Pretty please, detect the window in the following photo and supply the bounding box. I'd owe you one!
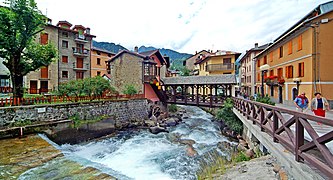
[269,70,274,76]
[97,71,101,76]
[277,68,283,79]
[263,56,267,64]
[269,52,273,62]
[97,52,101,55]
[285,65,293,78]
[62,71,68,78]
[108,54,112,57]
[97,58,101,65]
[40,33,48,45]
[288,41,292,55]
[40,66,48,79]
[223,58,231,64]
[62,31,68,37]
[257,73,260,81]
[298,62,304,77]
[62,56,68,63]
[62,40,68,48]
[297,35,302,51]
[76,58,84,68]
[279,46,283,58]
[76,71,84,79]
[257,59,260,67]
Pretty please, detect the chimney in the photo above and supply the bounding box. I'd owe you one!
[255,43,258,48]
[86,27,90,34]
[134,46,138,52]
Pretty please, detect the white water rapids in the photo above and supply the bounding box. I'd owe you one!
[22,106,235,180]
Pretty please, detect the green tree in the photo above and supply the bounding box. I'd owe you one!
[122,84,137,95]
[57,76,115,101]
[0,0,57,98]
[180,66,190,76]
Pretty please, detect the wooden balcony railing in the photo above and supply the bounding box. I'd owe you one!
[232,97,333,178]
[205,63,234,72]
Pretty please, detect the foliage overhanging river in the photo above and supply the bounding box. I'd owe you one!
[19,106,235,180]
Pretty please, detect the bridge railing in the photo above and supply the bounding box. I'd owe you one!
[165,92,227,107]
[232,97,333,178]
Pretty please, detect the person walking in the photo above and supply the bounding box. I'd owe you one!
[294,92,309,112]
[311,92,330,117]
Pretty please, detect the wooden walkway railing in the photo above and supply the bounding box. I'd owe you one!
[233,97,333,178]
[165,93,227,107]
[0,94,145,107]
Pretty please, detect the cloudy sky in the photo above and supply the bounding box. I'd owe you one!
[4,0,331,54]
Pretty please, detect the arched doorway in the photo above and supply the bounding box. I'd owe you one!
[292,87,298,101]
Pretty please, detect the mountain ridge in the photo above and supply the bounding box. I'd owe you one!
[92,41,192,66]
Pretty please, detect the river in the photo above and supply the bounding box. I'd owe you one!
[19,106,234,180]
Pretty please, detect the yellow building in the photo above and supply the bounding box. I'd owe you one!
[194,50,240,76]
[255,1,333,107]
[91,47,115,77]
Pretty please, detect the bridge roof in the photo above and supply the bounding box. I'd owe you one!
[162,74,236,85]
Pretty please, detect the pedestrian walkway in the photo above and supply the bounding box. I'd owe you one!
[275,103,333,120]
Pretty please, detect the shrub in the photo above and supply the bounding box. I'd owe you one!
[256,94,275,106]
[168,104,178,112]
[122,84,137,95]
[216,98,243,134]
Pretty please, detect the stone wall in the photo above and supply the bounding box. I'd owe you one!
[0,99,149,128]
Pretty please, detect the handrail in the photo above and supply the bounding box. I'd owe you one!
[232,97,333,178]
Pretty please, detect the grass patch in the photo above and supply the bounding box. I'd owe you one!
[168,104,178,113]
[70,114,109,128]
[197,151,253,180]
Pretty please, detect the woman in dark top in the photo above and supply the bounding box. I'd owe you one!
[311,92,330,117]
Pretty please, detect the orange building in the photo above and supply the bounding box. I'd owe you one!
[255,1,333,107]
[91,47,115,77]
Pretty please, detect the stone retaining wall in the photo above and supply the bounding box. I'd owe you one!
[0,99,149,128]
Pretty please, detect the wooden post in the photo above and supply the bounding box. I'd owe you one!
[196,85,199,106]
[215,85,218,103]
[173,86,176,103]
[191,85,195,102]
[210,85,213,107]
[295,117,304,162]
[203,85,206,103]
[184,85,187,104]
[273,110,278,142]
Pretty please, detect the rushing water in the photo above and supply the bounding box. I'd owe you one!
[20,106,234,180]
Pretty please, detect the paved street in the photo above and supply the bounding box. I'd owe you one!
[275,103,333,120]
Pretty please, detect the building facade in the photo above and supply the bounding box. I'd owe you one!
[239,43,269,96]
[194,50,241,76]
[91,47,115,77]
[255,1,333,107]
[25,20,95,94]
[107,49,168,102]
[184,50,212,75]
[0,58,11,94]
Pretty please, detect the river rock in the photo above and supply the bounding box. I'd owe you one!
[239,139,248,148]
[179,139,196,146]
[217,141,232,150]
[167,133,182,143]
[165,117,178,127]
[149,126,169,134]
[245,149,255,158]
[144,120,156,127]
[186,145,197,157]
[237,143,247,151]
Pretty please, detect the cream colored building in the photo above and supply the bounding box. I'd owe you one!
[255,1,333,107]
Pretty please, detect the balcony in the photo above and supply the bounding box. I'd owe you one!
[72,47,89,57]
[73,64,89,71]
[205,63,234,72]
[75,34,89,43]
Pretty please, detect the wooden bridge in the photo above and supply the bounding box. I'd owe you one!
[161,75,235,107]
[159,75,333,179]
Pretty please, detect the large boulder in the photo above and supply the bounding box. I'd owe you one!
[165,117,178,127]
[186,145,197,157]
[144,120,156,127]
[179,139,196,146]
[149,126,169,134]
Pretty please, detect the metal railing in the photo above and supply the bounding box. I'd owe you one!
[205,63,234,72]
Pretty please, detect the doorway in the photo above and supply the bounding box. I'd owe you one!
[30,80,37,94]
[278,86,283,103]
[292,87,298,101]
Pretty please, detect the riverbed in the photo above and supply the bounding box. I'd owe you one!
[1,106,235,180]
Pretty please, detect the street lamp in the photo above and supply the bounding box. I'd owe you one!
[293,78,301,95]
[260,64,270,97]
